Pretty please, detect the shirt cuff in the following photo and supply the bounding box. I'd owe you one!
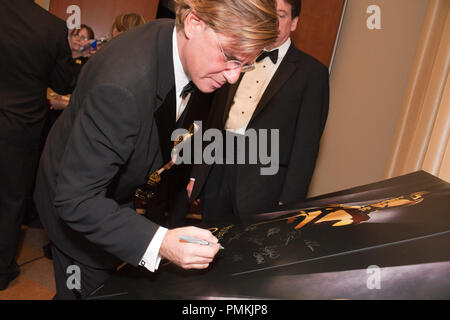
[139,227,168,272]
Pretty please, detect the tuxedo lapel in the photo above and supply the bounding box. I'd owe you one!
[153,24,175,163]
[249,44,298,124]
[154,86,176,163]
[155,23,175,113]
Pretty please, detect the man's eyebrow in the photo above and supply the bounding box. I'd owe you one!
[223,50,241,62]
[277,9,288,15]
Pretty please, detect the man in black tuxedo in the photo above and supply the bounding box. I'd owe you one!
[33,0,279,299]
[188,0,330,221]
[0,0,75,291]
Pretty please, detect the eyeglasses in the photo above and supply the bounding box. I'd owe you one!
[211,29,256,73]
[72,34,89,41]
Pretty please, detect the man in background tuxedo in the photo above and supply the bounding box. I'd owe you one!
[0,0,75,291]
[188,0,330,222]
[33,0,279,299]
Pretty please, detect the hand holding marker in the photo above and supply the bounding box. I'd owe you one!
[179,235,224,250]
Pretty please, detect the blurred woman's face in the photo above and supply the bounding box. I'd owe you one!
[70,28,91,52]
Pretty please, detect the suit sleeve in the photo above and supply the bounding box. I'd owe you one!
[48,23,76,95]
[279,65,329,203]
[54,83,159,266]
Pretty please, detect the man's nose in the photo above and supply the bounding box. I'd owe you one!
[223,67,242,84]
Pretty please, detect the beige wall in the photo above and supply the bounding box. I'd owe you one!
[386,1,450,183]
[308,0,430,197]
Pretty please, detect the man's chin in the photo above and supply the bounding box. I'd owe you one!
[195,82,222,93]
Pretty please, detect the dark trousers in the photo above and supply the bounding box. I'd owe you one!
[0,139,37,278]
[51,245,115,300]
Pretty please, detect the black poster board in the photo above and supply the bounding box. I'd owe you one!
[88,171,450,300]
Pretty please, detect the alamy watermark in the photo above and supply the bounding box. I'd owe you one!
[171,121,280,176]
[66,265,81,291]
[366,265,381,290]
[367,5,382,30]
[66,5,81,30]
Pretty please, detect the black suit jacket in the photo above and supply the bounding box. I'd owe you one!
[191,44,329,215]
[34,20,176,269]
[0,0,75,146]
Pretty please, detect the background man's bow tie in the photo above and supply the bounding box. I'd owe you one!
[256,49,279,64]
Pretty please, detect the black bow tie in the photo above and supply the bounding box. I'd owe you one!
[180,81,196,99]
[256,49,279,64]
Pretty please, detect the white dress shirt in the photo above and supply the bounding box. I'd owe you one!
[225,38,291,135]
[173,29,193,122]
[139,28,192,272]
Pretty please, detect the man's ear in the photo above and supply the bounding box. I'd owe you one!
[183,11,204,40]
[290,16,299,32]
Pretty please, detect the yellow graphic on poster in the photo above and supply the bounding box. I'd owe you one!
[211,191,428,240]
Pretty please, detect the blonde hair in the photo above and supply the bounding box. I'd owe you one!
[174,0,279,53]
[111,13,146,35]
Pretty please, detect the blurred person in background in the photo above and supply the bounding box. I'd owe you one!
[187,0,329,223]
[69,24,96,76]
[70,24,96,62]
[47,24,96,111]
[111,13,146,38]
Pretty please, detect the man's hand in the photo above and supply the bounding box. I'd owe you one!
[159,226,221,270]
